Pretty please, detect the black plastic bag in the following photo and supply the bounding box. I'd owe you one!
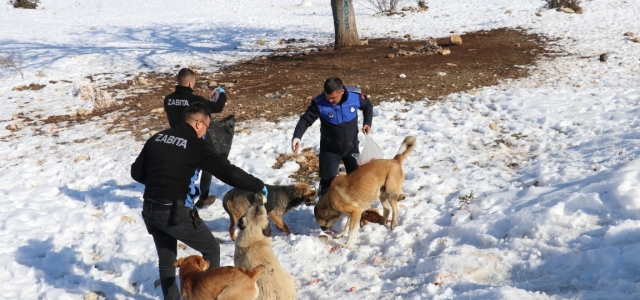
[206,115,235,158]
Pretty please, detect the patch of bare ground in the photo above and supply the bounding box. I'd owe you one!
[33,28,550,182]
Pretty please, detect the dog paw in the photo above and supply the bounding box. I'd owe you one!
[340,243,350,249]
[333,232,345,239]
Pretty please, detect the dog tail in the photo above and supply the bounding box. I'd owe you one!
[393,136,416,163]
[248,264,266,281]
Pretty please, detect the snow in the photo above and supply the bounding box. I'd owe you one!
[2,0,640,299]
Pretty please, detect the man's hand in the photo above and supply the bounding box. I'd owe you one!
[362,124,371,135]
[195,195,216,209]
[292,138,301,155]
[209,87,225,102]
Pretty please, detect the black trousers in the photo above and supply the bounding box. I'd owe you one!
[142,201,220,300]
[318,144,360,197]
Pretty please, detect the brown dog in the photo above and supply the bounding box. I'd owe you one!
[234,202,297,300]
[223,183,316,241]
[314,136,416,248]
[174,255,265,300]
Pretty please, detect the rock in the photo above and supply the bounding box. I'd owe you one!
[390,9,397,14]
[439,48,451,55]
[489,123,498,130]
[151,108,164,114]
[77,109,92,116]
[149,130,159,136]
[256,39,266,45]
[84,292,105,300]
[560,7,575,14]
[138,77,149,85]
[108,129,116,134]
[93,88,114,109]
[446,63,458,67]
[304,50,310,55]
[136,103,142,108]
[299,38,308,43]
[134,146,141,152]
[505,9,512,14]
[450,34,462,45]
[401,6,411,11]
[209,80,218,87]
[404,34,413,39]
[221,82,235,88]
[535,12,542,17]
[624,32,635,37]
[360,39,369,45]
[599,53,608,62]
[76,155,90,162]
[398,74,407,78]
[121,216,134,223]
[12,85,24,91]
[387,53,395,59]
[12,115,18,120]
[73,81,94,100]
[390,43,398,49]
[7,124,17,131]
[632,37,640,43]
[437,72,447,76]
[240,129,251,135]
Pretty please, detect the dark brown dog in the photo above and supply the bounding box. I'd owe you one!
[223,183,316,240]
[174,255,265,300]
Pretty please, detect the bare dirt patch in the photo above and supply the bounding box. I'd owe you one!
[36,28,551,182]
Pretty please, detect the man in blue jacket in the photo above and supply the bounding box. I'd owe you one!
[292,77,373,198]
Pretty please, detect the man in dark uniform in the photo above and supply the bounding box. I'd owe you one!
[291,77,373,198]
[163,68,227,209]
[131,103,267,300]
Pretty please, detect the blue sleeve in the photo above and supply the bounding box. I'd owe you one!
[293,100,320,140]
[360,95,373,127]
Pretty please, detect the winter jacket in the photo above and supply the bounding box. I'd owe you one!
[293,86,373,155]
[131,122,263,207]
[164,85,226,128]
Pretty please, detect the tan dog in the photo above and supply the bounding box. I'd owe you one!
[314,136,416,248]
[223,183,316,241]
[234,202,297,300]
[174,255,265,300]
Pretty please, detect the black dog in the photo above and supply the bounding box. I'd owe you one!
[223,183,316,240]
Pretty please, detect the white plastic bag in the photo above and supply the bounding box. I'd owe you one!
[356,134,384,164]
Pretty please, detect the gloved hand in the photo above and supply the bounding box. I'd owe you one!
[209,87,225,102]
[261,186,269,204]
[292,138,301,155]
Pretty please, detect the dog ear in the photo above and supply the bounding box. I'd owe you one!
[262,223,272,238]
[174,258,184,268]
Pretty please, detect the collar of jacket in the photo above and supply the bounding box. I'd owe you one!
[174,85,194,95]
[177,121,199,138]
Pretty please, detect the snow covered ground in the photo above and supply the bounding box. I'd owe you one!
[2,0,640,299]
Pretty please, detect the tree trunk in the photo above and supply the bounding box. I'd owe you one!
[331,0,360,48]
